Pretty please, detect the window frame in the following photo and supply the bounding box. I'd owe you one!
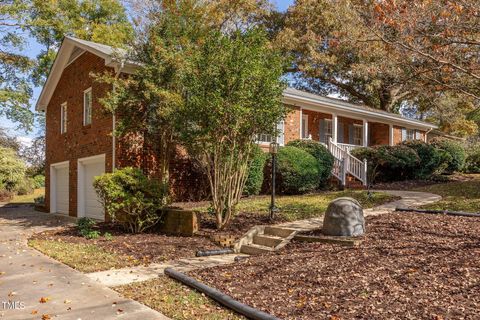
[353,124,363,145]
[83,87,93,126]
[301,114,309,139]
[324,119,333,143]
[60,102,67,134]
[406,128,415,141]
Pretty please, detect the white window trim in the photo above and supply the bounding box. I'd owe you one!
[60,102,67,134]
[83,87,92,126]
[353,124,363,146]
[257,133,274,145]
[324,118,333,143]
[302,114,309,139]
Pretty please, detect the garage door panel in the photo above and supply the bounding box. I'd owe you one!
[83,159,105,220]
[54,166,69,215]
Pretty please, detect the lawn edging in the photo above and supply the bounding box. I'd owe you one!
[164,267,280,320]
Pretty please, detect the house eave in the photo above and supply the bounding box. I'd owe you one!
[35,36,137,112]
[282,92,438,130]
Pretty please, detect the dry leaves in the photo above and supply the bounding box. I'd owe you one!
[192,213,480,319]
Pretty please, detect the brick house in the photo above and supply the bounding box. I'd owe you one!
[36,36,437,220]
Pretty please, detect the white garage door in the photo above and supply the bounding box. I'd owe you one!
[54,166,69,214]
[83,159,105,220]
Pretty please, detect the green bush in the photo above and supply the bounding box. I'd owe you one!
[352,145,420,182]
[243,144,267,196]
[93,167,168,233]
[0,146,26,192]
[276,146,319,194]
[32,175,45,188]
[77,217,99,239]
[34,195,45,205]
[401,140,449,178]
[16,177,34,195]
[351,147,379,184]
[465,151,480,173]
[286,139,334,186]
[431,138,466,173]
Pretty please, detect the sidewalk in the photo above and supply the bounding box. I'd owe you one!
[0,204,169,320]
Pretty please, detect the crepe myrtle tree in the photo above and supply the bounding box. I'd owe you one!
[178,28,286,230]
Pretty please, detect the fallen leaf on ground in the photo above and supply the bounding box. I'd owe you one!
[39,297,50,303]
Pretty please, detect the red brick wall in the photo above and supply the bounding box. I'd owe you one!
[369,122,389,146]
[284,105,301,144]
[45,52,114,216]
[303,109,332,142]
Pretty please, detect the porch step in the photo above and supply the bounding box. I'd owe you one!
[263,226,297,238]
[253,234,283,248]
[240,243,274,255]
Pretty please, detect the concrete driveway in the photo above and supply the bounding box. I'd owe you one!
[0,204,169,320]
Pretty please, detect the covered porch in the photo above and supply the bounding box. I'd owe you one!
[298,109,395,151]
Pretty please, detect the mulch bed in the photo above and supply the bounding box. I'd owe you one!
[30,212,284,265]
[30,224,221,264]
[199,211,286,238]
[190,212,480,319]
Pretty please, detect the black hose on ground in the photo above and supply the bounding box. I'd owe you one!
[395,207,480,218]
[195,248,234,257]
[164,268,281,320]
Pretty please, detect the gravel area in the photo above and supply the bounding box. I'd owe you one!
[191,212,480,319]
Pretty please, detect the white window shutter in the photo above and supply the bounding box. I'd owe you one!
[276,121,285,146]
[401,128,407,141]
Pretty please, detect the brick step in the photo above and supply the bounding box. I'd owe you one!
[263,226,297,238]
[240,243,274,255]
[253,234,283,248]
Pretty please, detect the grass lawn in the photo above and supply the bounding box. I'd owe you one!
[190,190,397,222]
[414,174,480,212]
[116,277,244,320]
[28,239,137,273]
[9,187,45,204]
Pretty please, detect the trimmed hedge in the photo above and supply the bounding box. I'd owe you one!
[276,146,319,194]
[401,140,449,178]
[465,151,480,173]
[286,139,334,186]
[351,145,420,182]
[376,145,420,180]
[243,144,268,196]
[431,138,466,173]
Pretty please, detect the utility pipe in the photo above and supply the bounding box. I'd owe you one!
[164,268,280,320]
[396,207,480,218]
[195,248,234,257]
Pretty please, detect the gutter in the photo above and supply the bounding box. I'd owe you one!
[283,92,438,130]
[425,128,433,142]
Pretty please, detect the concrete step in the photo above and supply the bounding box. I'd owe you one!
[240,243,274,255]
[264,226,297,238]
[253,234,283,248]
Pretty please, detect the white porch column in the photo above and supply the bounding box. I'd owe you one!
[389,124,394,146]
[332,113,338,143]
[363,119,369,147]
[299,107,303,139]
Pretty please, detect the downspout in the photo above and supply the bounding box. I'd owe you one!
[425,127,433,143]
[112,60,125,172]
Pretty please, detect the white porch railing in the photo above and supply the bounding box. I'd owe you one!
[337,143,361,155]
[328,138,367,187]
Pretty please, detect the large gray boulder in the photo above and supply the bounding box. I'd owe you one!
[322,197,365,237]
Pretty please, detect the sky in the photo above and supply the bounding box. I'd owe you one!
[1,0,295,143]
